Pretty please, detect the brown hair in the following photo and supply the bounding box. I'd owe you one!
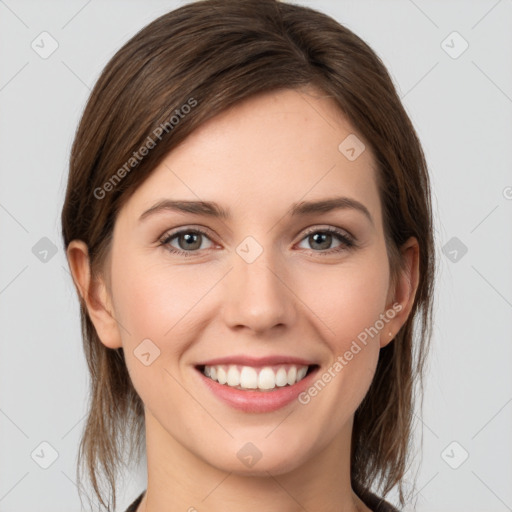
[61,0,435,510]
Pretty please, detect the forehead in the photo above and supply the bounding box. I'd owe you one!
[121,87,382,228]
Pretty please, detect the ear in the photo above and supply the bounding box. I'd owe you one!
[66,240,123,349]
[380,236,420,348]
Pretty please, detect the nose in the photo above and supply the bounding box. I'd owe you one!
[221,248,297,335]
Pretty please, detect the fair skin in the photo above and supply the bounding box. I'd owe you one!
[68,87,419,512]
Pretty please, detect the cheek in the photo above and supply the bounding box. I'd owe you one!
[111,255,206,342]
[297,252,390,348]
[110,258,223,398]
[293,250,389,406]
[111,260,202,416]
[294,262,388,439]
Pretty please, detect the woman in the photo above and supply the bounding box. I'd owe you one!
[61,1,435,511]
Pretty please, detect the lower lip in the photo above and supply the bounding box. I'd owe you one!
[197,367,319,413]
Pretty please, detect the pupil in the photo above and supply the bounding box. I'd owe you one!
[311,232,331,250]
[180,233,200,250]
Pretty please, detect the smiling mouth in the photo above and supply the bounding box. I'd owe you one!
[196,364,318,391]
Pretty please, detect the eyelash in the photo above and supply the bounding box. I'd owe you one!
[159,226,356,257]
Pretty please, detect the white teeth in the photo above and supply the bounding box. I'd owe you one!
[275,367,288,387]
[258,367,276,390]
[226,365,240,387]
[297,366,308,381]
[202,364,310,391]
[217,367,227,385]
[287,366,297,385]
[240,366,258,389]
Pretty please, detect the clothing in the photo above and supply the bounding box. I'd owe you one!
[359,489,401,511]
[124,489,400,511]
[125,491,144,512]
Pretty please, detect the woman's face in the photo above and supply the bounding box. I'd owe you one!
[95,87,408,475]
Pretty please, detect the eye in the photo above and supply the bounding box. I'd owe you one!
[296,227,355,254]
[159,226,356,257]
[160,228,215,255]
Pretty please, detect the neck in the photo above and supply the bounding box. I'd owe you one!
[137,410,370,512]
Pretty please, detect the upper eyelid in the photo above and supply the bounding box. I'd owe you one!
[160,224,215,240]
[300,225,353,239]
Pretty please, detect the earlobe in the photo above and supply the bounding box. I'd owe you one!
[66,240,123,349]
[381,237,420,348]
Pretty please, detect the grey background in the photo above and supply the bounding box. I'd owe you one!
[0,0,511,511]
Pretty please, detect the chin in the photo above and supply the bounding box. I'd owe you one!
[199,439,313,477]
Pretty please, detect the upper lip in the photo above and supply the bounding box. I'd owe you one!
[196,355,317,367]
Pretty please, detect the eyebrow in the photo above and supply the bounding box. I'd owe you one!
[139,197,374,225]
